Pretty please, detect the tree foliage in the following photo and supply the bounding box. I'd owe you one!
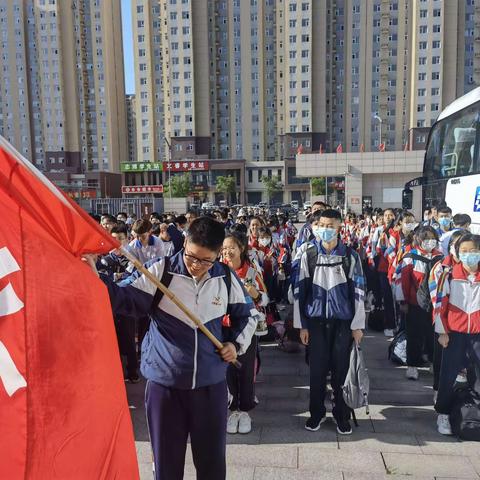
[164,172,192,197]
[310,177,326,196]
[261,175,282,202]
[215,175,237,203]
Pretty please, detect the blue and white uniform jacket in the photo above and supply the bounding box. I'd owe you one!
[292,240,366,330]
[102,251,258,390]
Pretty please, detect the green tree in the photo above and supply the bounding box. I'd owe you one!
[215,175,237,204]
[310,177,326,196]
[164,172,192,197]
[261,175,282,203]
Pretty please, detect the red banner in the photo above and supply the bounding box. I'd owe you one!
[0,137,139,479]
[122,185,164,194]
[163,160,209,172]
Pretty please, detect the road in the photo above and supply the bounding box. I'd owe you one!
[126,315,480,480]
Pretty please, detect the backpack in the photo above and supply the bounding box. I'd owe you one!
[367,307,384,332]
[342,344,370,414]
[305,242,352,281]
[388,329,407,365]
[403,252,443,312]
[450,386,480,441]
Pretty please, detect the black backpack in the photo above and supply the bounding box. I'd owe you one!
[388,330,407,365]
[402,252,443,312]
[368,308,384,332]
[450,386,480,441]
[305,242,352,281]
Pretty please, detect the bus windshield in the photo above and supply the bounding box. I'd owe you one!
[424,101,480,180]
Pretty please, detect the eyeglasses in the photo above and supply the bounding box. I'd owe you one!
[184,251,216,267]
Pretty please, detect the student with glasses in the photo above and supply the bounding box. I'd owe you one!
[92,217,259,480]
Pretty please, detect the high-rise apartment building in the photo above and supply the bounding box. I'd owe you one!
[0,0,127,197]
[132,0,480,203]
[133,0,277,162]
[126,94,138,164]
[318,0,480,153]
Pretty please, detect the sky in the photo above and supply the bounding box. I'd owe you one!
[121,0,135,94]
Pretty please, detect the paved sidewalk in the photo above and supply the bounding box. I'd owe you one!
[128,330,480,480]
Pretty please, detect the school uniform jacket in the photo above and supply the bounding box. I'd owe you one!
[433,261,480,334]
[429,255,457,327]
[394,246,443,305]
[128,235,166,265]
[102,250,258,390]
[233,261,269,308]
[292,240,366,330]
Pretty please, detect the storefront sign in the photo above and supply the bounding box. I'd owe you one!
[163,161,209,172]
[120,162,162,172]
[121,185,164,194]
[65,189,97,199]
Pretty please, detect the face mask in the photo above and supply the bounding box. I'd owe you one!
[421,239,437,252]
[313,226,337,243]
[259,238,271,247]
[403,223,416,232]
[459,252,480,269]
[438,217,451,227]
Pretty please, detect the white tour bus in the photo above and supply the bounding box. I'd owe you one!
[404,86,480,232]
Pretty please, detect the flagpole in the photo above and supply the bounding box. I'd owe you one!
[120,246,242,369]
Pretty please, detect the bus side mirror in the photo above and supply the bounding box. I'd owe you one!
[402,188,413,209]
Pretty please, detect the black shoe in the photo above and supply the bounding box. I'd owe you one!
[335,418,352,435]
[125,375,140,384]
[305,416,326,432]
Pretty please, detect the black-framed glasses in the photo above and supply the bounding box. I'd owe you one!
[184,251,216,267]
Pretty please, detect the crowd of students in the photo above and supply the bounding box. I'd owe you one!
[85,201,480,480]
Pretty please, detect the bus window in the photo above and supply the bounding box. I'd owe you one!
[424,102,480,180]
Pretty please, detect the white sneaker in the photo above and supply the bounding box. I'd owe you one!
[455,372,468,383]
[238,411,252,434]
[406,366,419,380]
[437,414,452,435]
[227,411,240,434]
[384,329,394,337]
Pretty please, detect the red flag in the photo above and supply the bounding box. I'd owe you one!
[378,142,386,152]
[297,144,304,154]
[336,144,343,154]
[319,144,324,154]
[360,143,365,153]
[0,137,139,479]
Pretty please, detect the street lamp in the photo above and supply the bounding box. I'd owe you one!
[374,114,382,148]
[343,164,353,215]
[164,137,172,199]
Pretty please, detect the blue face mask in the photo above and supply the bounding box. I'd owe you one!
[438,217,451,227]
[459,252,480,269]
[313,226,337,243]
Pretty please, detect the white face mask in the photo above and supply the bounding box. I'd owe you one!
[259,238,271,247]
[421,239,437,252]
[403,223,416,233]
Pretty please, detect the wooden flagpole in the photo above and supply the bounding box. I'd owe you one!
[120,246,242,369]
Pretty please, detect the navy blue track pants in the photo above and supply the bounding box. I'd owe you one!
[145,379,227,480]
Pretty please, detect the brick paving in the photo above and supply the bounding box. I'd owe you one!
[128,325,480,479]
